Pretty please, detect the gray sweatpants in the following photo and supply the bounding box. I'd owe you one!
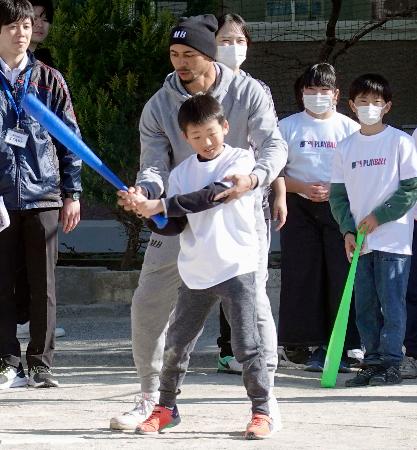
[159,272,270,415]
[131,192,278,393]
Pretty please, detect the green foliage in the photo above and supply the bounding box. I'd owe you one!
[49,0,175,267]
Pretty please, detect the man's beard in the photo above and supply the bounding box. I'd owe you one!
[181,78,194,85]
[177,70,198,85]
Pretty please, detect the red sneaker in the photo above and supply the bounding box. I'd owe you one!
[244,413,274,440]
[135,405,181,435]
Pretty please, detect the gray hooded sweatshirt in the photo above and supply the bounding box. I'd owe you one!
[137,62,287,199]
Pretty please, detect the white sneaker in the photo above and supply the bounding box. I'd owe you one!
[347,348,365,362]
[400,356,417,379]
[110,393,158,430]
[55,327,66,338]
[268,391,282,432]
[0,362,28,390]
[16,322,66,339]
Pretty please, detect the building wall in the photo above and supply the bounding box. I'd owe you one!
[243,40,417,127]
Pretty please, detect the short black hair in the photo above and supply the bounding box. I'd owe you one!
[216,13,251,46]
[30,0,53,23]
[299,63,337,90]
[178,94,225,135]
[349,73,392,103]
[0,0,34,28]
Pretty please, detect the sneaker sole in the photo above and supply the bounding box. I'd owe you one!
[110,419,139,431]
[400,374,417,379]
[369,379,402,386]
[245,431,272,440]
[28,379,59,388]
[304,366,323,373]
[110,420,138,431]
[136,417,181,435]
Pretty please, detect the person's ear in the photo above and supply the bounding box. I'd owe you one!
[223,119,229,135]
[333,88,340,105]
[348,99,357,115]
[181,131,189,142]
[383,101,392,115]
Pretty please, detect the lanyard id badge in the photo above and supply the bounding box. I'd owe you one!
[1,67,32,148]
[4,128,29,148]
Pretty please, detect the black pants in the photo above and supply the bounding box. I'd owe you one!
[0,208,59,368]
[405,223,417,358]
[218,304,232,356]
[278,194,360,349]
[15,248,31,324]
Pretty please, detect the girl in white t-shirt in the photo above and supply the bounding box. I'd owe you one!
[279,63,361,371]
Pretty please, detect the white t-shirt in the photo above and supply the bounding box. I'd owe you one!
[280,111,360,188]
[332,126,417,255]
[168,144,258,289]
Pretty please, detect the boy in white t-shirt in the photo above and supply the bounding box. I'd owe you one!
[330,74,417,387]
[117,94,278,439]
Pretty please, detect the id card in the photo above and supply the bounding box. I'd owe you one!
[0,196,10,232]
[4,128,29,148]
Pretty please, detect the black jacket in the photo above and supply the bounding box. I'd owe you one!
[0,52,82,210]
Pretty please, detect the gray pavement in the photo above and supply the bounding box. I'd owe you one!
[1,305,417,449]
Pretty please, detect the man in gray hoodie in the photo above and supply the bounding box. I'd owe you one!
[111,14,287,432]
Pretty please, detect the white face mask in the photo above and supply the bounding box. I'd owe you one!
[355,104,385,125]
[303,94,334,115]
[216,45,247,71]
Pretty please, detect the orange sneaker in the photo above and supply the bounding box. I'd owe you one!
[135,405,181,435]
[244,413,274,440]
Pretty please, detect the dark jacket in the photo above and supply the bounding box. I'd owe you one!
[0,52,82,210]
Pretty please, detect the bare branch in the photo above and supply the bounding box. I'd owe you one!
[330,6,417,64]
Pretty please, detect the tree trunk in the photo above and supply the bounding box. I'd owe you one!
[318,0,343,62]
[116,209,144,270]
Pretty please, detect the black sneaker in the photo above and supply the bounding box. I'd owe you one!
[283,346,311,365]
[28,366,59,388]
[345,366,384,387]
[369,366,402,386]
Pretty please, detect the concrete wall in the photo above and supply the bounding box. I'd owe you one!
[56,267,281,319]
[58,220,282,254]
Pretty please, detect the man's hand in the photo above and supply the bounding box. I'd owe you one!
[358,213,379,235]
[60,198,80,233]
[213,174,254,203]
[273,196,287,230]
[117,186,146,212]
[117,187,163,217]
[344,232,357,263]
[304,182,329,202]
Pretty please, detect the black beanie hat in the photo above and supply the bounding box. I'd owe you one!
[169,15,218,60]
